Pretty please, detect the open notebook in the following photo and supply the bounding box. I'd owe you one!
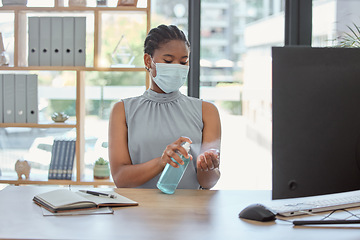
[33,189,138,213]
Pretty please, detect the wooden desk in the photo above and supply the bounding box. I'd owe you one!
[0,186,359,240]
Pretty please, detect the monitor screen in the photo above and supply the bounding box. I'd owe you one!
[272,46,360,199]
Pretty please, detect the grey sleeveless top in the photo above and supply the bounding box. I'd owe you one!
[123,89,203,189]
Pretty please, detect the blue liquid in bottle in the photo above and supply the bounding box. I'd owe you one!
[157,142,191,194]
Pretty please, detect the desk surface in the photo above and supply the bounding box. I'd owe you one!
[0,186,359,240]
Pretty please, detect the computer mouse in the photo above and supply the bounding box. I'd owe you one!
[239,203,276,222]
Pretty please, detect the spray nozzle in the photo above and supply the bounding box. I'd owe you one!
[182,142,191,153]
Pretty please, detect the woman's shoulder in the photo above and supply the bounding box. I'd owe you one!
[110,101,125,117]
[202,100,218,110]
[179,94,219,114]
[201,100,220,118]
[113,100,124,109]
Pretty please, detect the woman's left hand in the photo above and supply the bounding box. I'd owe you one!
[197,149,220,171]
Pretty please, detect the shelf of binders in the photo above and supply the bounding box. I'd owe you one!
[0,1,151,186]
[0,176,115,186]
[0,5,151,71]
[0,122,76,128]
[0,66,147,71]
[0,6,148,12]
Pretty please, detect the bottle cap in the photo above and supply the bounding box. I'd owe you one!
[182,142,191,153]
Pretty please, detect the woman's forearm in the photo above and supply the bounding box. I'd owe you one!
[111,158,164,188]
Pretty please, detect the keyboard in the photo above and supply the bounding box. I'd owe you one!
[268,190,360,217]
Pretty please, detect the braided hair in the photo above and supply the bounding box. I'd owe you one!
[144,24,190,57]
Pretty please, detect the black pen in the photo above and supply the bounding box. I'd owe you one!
[293,219,360,226]
[79,190,116,199]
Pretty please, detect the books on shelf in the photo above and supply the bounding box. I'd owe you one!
[48,139,76,180]
[33,189,138,213]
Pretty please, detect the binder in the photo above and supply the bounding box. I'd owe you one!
[28,17,40,66]
[0,74,3,123]
[50,17,63,66]
[62,17,75,66]
[3,74,15,123]
[26,74,38,123]
[14,74,27,123]
[74,17,86,66]
[39,17,51,66]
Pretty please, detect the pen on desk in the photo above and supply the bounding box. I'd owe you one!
[293,219,360,226]
[79,190,116,199]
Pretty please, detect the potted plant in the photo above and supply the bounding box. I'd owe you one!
[93,157,110,179]
[337,23,360,48]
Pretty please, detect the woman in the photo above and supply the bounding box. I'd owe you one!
[108,24,221,189]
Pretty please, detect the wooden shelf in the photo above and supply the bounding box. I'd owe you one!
[0,6,147,12]
[0,66,147,72]
[0,0,151,186]
[0,178,115,186]
[0,122,77,128]
[0,172,115,186]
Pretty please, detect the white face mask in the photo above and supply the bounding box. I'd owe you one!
[151,62,189,93]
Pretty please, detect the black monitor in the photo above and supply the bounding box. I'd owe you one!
[272,46,360,199]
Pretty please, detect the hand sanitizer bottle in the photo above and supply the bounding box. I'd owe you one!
[157,142,191,194]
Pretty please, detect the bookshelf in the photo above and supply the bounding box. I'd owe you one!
[0,0,151,186]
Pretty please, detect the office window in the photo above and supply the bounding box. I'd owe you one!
[199,0,285,190]
[312,0,360,47]
[98,13,147,68]
[150,0,286,190]
[151,1,188,31]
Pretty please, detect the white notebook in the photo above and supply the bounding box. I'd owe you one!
[33,189,138,213]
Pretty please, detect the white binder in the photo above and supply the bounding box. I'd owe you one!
[62,17,75,66]
[15,74,27,123]
[0,74,3,123]
[26,74,38,123]
[28,17,40,66]
[51,17,63,66]
[74,17,86,66]
[39,17,51,66]
[3,74,15,123]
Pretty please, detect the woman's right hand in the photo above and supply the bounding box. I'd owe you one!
[160,136,192,168]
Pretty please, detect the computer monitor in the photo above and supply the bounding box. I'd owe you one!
[272,46,360,199]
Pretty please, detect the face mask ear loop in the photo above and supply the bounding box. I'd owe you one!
[149,58,157,79]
